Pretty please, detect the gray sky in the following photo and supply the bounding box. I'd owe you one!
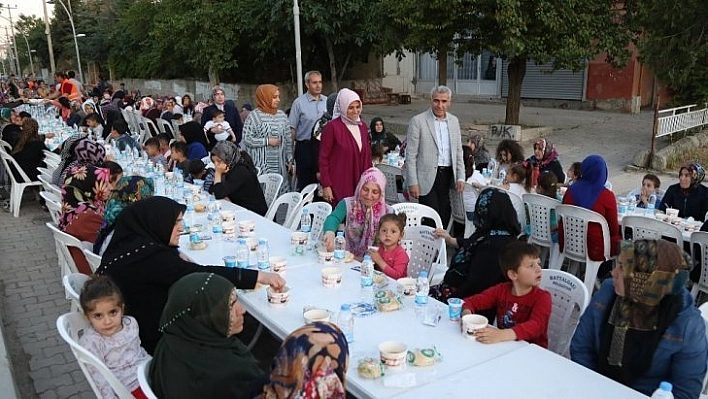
[0,1,50,30]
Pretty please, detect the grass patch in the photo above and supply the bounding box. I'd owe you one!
[666,146,708,170]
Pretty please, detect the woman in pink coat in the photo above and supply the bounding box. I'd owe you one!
[319,88,372,205]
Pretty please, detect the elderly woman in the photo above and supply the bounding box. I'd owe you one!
[525,138,564,186]
[209,141,268,216]
[51,135,86,186]
[432,187,521,313]
[322,167,392,258]
[319,88,372,205]
[242,84,293,193]
[658,163,708,221]
[96,197,284,354]
[201,85,243,146]
[58,139,108,185]
[560,154,620,262]
[571,240,708,399]
[93,176,154,256]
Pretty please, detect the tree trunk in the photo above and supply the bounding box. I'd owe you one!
[325,38,339,92]
[505,57,526,125]
[437,42,449,86]
[208,64,219,86]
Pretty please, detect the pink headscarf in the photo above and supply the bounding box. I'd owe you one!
[139,97,155,111]
[344,167,392,257]
[332,88,362,125]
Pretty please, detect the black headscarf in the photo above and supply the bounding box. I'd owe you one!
[179,120,209,149]
[369,117,386,144]
[467,187,521,246]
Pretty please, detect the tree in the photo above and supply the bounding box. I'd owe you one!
[630,0,708,105]
[14,15,45,75]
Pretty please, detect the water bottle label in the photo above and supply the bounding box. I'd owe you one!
[361,276,373,288]
[257,260,270,271]
[237,260,249,268]
[189,233,201,243]
[415,293,428,305]
[301,225,311,233]
[334,249,345,259]
[212,224,223,234]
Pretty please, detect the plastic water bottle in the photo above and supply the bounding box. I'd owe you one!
[360,255,375,301]
[236,239,249,268]
[650,381,674,399]
[185,203,195,229]
[175,171,184,189]
[337,304,354,343]
[334,231,346,263]
[300,209,311,233]
[257,239,270,270]
[498,169,507,185]
[415,271,430,318]
[646,194,657,217]
[206,195,217,214]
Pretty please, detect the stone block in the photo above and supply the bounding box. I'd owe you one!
[488,124,521,141]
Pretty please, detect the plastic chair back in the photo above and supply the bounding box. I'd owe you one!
[0,149,42,217]
[56,313,135,398]
[621,215,684,248]
[691,232,708,302]
[137,359,159,399]
[447,188,466,232]
[391,202,443,229]
[300,183,318,207]
[376,164,403,204]
[46,222,83,279]
[288,201,332,242]
[539,269,589,357]
[400,225,444,280]
[62,273,90,313]
[258,173,284,208]
[524,193,561,267]
[495,187,527,229]
[265,191,302,226]
[40,191,62,225]
[38,174,62,197]
[157,119,175,138]
[83,248,103,273]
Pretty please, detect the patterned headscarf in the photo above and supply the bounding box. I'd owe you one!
[102,176,155,228]
[59,164,112,230]
[332,88,362,125]
[255,84,279,115]
[532,138,559,168]
[344,167,392,257]
[679,162,705,189]
[51,135,86,186]
[60,139,107,184]
[262,322,349,399]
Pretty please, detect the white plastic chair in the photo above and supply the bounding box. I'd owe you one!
[62,273,90,313]
[137,359,158,399]
[524,193,561,269]
[56,312,135,398]
[376,164,404,204]
[461,182,478,238]
[40,190,62,225]
[37,166,54,181]
[446,188,466,234]
[121,108,139,134]
[300,183,318,207]
[0,150,42,217]
[38,174,62,197]
[621,215,684,248]
[46,222,83,279]
[287,202,332,241]
[555,205,612,294]
[691,232,708,302]
[156,118,175,138]
[43,150,61,163]
[258,173,284,209]
[0,139,11,152]
[539,269,589,358]
[400,225,444,281]
[391,202,443,229]
[83,248,102,273]
[264,191,302,226]
[44,157,60,170]
[699,302,708,398]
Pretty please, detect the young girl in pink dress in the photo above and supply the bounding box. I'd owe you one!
[367,212,410,279]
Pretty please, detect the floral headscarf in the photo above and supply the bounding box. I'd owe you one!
[679,162,705,189]
[102,176,155,228]
[532,138,559,167]
[344,167,392,257]
[51,135,86,185]
[59,164,112,230]
[59,139,107,185]
[262,322,349,399]
[332,88,362,125]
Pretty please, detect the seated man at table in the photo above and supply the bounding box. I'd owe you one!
[461,242,551,348]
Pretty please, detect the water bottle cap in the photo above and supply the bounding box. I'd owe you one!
[303,209,309,214]
[419,271,428,278]
[659,381,672,392]
[238,238,247,244]
[336,231,344,237]
[363,255,372,261]
[340,303,351,311]
[259,238,267,244]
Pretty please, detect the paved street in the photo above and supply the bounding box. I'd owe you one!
[0,100,679,398]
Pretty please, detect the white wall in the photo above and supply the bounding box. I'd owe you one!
[382,51,416,94]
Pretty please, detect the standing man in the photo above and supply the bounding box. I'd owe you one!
[201,86,244,148]
[289,71,327,191]
[405,85,465,227]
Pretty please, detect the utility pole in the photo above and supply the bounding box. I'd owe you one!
[43,0,56,74]
[4,27,14,75]
[4,5,21,76]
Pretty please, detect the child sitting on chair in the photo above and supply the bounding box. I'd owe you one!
[633,173,661,209]
[461,242,552,348]
[78,276,150,399]
[367,212,409,279]
[143,137,168,168]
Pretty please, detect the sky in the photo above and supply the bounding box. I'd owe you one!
[0,1,51,30]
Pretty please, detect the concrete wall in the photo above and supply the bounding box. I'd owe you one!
[382,51,416,94]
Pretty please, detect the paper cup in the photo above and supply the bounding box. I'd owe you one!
[238,220,256,236]
[666,208,679,218]
[447,298,463,321]
[396,277,416,297]
[266,286,290,306]
[291,232,308,255]
[303,309,331,323]
[461,314,488,339]
[378,341,408,370]
[220,210,235,222]
[269,256,287,275]
[321,267,343,288]
[223,256,237,268]
[318,250,335,264]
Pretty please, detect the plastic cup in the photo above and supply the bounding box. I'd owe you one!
[223,256,237,268]
[447,298,463,321]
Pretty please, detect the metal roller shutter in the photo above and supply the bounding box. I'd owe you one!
[501,61,585,100]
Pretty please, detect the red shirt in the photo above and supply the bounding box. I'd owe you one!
[462,283,552,348]
[377,245,409,279]
[559,188,620,261]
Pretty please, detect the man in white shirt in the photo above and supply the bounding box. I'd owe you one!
[404,85,465,227]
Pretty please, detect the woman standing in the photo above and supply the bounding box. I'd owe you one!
[209,141,268,216]
[571,240,707,399]
[658,163,708,221]
[97,198,284,354]
[242,84,292,193]
[526,138,564,186]
[319,88,372,205]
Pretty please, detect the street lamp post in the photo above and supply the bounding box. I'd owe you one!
[42,0,56,74]
[3,5,20,76]
[48,0,83,83]
[293,0,303,96]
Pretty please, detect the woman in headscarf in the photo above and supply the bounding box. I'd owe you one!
[93,176,154,256]
[242,84,293,194]
[178,121,209,160]
[319,88,372,205]
[10,118,47,182]
[59,164,114,275]
[261,322,349,399]
[181,93,195,116]
[209,141,268,216]
[51,135,86,186]
[311,93,338,195]
[560,154,620,262]
[369,117,400,153]
[525,138,564,186]
[467,134,491,171]
[58,139,108,184]
[658,163,708,221]
[322,167,393,258]
[240,103,252,123]
[96,198,284,354]
[432,187,521,314]
[80,99,106,130]
[571,240,707,399]
[201,86,243,146]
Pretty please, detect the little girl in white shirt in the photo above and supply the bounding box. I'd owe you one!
[463,147,487,220]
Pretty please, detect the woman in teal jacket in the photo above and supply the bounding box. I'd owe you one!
[570,239,707,399]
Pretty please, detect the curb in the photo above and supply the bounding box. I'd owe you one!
[0,315,19,399]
